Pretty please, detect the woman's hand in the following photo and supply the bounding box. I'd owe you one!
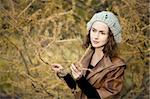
[70,64,82,80]
[51,64,67,78]
[51,64,64,73]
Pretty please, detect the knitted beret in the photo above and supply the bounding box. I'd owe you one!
[87,11,122,43]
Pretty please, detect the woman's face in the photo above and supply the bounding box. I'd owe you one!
[90,21,109,48]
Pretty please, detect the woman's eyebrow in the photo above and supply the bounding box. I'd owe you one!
[92,27,105,32]
[91,27,96,30]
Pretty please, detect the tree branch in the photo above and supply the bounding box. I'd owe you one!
[4,36,31,75]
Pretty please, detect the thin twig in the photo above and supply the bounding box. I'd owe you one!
[55,38,82,43]
[17,0,36,18]
[22,73,54,96]
[38,10,73,23]
[141,24,150,31]
[9,0,15,15]
[38,53,50,65]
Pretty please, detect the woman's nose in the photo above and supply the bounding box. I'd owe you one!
[94,32,99,38]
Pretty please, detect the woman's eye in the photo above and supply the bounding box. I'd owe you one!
[101,32,106,35]
[92,28,96,32]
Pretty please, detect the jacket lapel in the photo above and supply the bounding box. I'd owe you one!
[79,46,94,76]
[86,55,113,80]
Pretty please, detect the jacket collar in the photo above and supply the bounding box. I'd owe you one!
[79,46,125,79]
[80,46,113,70]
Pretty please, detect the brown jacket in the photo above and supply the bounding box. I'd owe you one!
[74,47,126,99]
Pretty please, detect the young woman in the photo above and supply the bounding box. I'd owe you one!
[51,11,126,99]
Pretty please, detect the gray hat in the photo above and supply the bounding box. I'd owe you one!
[87,11,122,43]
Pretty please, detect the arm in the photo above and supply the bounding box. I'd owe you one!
[63,73,101,98]
[70,63,101,98]
[51,64,77,91]
[76,76,101,99]
[63,73,76,90]
[63,72,101,98]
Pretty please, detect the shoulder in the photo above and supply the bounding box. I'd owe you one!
[111,56,126,67]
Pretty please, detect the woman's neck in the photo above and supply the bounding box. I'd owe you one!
[90,47,104,66]
[94,47,104,56]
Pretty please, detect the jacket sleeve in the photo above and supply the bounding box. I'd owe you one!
[64,74,101,98]
[63,73,76,90]
[97,66,125,99]
[76,76,101,99]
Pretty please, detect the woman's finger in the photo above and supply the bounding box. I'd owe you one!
[51,64,63,72]
[71,64,79,73]
[71,69,78,75]
[51,64,63,69]
[71,68,80,78]
[70,65,82,80]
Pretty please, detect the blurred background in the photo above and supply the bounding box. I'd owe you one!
[0,0,149,99]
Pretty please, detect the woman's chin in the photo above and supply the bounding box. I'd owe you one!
[92,44,100,48]
[92,44,104,48]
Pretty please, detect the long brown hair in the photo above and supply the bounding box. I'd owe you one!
[83,28,118,58]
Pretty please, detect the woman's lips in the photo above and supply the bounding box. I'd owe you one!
[93,40,99,44]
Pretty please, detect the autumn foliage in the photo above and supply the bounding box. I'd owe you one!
[0,0,149,99]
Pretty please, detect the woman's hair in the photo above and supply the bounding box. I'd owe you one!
[83,28,118,58]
